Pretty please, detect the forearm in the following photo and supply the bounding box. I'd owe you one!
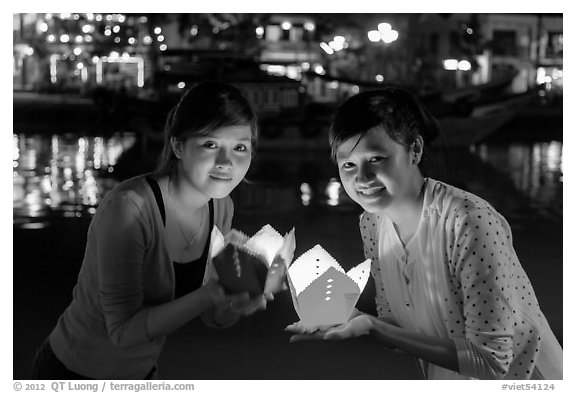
[369,317,459,373]
[146,288,214,340]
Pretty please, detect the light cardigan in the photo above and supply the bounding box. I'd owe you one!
[360,178,562,380]
[49,174,233,379]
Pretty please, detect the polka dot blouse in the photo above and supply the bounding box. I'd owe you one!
[359,178,562,380]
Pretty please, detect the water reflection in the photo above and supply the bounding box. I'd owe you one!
[13,133,563,225]
[13,133,136,223]
[473,141,563,211]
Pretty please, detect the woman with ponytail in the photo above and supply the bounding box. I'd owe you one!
[287,87,562,380]
[31,81,268,379]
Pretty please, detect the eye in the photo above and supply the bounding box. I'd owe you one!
[202,141,217,149]
[369,156,386,163]
[341,162,356,170]
[234,144,249,152]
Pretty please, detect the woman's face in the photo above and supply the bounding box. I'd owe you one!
[336,126,419,214]
[175,125,253,199]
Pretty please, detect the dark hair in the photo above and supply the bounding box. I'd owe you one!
[329,87,439,166]
[155,81,258,174]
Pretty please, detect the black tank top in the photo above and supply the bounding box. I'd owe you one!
[145,176,214,298]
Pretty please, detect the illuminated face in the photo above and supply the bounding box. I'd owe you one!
[335,126,418,214]
[175,125,253,199]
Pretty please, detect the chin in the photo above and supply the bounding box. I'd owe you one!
[356,198,390,214]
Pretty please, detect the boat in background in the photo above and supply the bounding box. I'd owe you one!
[434,89,537,147]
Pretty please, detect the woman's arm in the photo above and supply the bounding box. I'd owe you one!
[147,282,266,336]
[366,316,459,372]
[289,314,458,372]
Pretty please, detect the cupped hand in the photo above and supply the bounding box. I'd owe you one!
[284,321,339,342]
[323,314,373,340]
[285,315,374,342]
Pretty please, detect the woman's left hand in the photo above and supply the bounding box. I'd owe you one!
[285,314,374,342]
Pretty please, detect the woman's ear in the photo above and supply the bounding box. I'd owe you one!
[412,135,424,165]
[170,137,183,159]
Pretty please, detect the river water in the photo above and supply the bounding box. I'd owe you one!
[12,131,563,226]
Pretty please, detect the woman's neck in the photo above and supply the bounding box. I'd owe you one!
[169,170,210,213]
[386,176,426,245]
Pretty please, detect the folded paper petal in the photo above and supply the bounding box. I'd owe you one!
[287,244,372,327]
[209,225,295,296]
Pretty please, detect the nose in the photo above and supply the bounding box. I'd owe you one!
[356,163,375,186]
[215,148,232,169]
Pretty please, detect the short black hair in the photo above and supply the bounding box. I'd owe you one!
[329,87,439,163]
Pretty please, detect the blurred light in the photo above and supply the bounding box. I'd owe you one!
[443,59,459,70]
[378,23,392,32]
[47,34,56,43]
[114,37,121,43]
[381,29,398,44]
[95,14,103,21]
[466,28,473,34]
[375,74,384,82]
[301,62,310,71]
[159,44,167,51]
[352,85,360,94]
[104,29,112,36]
[25,46,34,56]
[109,51,119,58]
[143,36,153,44]
[286,66,299,80]
[157,35,164,42]
[281,21,292,30]
[86,13,94,21]
[154,27,162,34]
[75,35,83,43]
[76,62,84,70]
[49,54,58,84]
[60,34,70,43]
[40,22,48,32]
[255,26,264,38]
[300,183,312,206]
[327,81,339,89]
[82,24,92,34]
[106,14,113,21]
[326,178,341,207]
[118,14,126,23]
[73,47,82,56]
[313,65,325,75]
[367,30,381,42]
[536,67,547,84]
[304,22,315,31]
[458,60,472,71]
[128,37,136,45]
[190,25,199,36]
[73,14,80,20]
[112,25,120,33]
[84,35,93,43]
[45,14,52,19]
[333,35,345,45]
[177,82,186,89]
[320,42,334,55]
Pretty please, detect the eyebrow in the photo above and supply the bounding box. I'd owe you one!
[336,143,388,161]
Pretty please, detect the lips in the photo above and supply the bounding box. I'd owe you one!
[209,172,233,181]
[357,186,386,197]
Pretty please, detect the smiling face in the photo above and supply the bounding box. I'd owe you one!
[173,125,253,199]
[335,126,422,214]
